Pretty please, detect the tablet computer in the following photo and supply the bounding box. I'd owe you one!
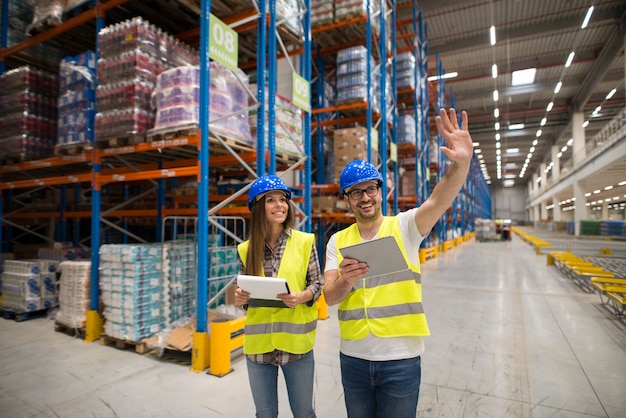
[339,235,409,278]
[236,275,291,308]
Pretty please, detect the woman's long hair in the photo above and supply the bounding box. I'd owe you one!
[244,195,294,276]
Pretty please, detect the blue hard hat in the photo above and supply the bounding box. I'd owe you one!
[247,175,292,210]
[339,160,383,195]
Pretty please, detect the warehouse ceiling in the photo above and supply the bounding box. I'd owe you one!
[2,0,625,206]
[406,0,626,202]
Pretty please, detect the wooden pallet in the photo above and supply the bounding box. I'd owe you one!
[99,334,151,354]
[146,124,199,142]
[95,134,146,149]
[0,307,49,322]
[54,321,86,339]
[54,141,93,156]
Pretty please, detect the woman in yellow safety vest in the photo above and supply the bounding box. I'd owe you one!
[235,175,322,418]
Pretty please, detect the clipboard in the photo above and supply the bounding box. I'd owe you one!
[339,235,409,278]
[236,274,291,308]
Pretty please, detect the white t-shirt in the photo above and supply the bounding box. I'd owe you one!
[324,208,427,361]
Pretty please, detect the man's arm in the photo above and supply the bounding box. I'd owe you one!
[414,108,474,236]
[323,258,367,306]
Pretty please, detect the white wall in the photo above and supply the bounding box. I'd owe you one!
[491,184,528,222]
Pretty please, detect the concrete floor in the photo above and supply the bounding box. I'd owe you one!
[1,235,625,417]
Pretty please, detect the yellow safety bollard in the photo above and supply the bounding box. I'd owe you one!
[85,310,103,343]
[318,293,329,320]
[208,316,245,377]
[191,330,210,372]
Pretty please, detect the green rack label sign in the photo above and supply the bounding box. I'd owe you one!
[292,73,311,112]
[390,142,397,163]
[210,14,238,72]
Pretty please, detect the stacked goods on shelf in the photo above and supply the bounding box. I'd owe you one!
[0,66,59,161]
[580,220,601,236]
[99,243,169,342]
[165,240,196,323]
[601,220,625,237]
[1,259,59,313]
[335,46,380,113]
[335,0,380,26]
[95,17,198,142]
[399,169,417,196]
[332,126,379,183]
[56,261,91,329]
[276,0,303,35]
[150,63,253,146]
[208,245,240,309]
[37,244,90,261]
[26,0,92,34]
[311,0,334,27]
[56,51,97,149]
[249,87,303,156]
[1,0,66,62]
[397,113,416,144]
[396,52,416,90]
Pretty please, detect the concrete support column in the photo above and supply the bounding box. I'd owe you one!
[572,112,586,166]
[533,204,540,225]
[602,202,609,220]
[573,180,587,236]
[553,196,561,221]
[532,173,539,195]
[551,145,560,183]
[541,200,548,221]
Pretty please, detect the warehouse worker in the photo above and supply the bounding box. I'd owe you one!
[235,175,322,418]
[323,108,474,418]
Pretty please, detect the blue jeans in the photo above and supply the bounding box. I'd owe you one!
[340,353,421,418]
[246,351,316,418]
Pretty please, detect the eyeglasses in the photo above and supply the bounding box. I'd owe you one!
[347,185,380,200]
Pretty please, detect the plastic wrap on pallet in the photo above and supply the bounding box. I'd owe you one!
[56,261,91,329]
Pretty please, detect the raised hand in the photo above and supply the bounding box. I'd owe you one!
[435,108,474,166]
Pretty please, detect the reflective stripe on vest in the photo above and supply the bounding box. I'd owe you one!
[238,230,318,354]
[336,217,430,340]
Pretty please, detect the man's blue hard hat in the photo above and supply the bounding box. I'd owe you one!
[247,175,292,210]
[339,160,383,195]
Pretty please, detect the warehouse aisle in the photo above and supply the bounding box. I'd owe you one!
[1,235,625,417]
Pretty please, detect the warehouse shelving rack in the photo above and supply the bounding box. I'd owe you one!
[0,0,313,373]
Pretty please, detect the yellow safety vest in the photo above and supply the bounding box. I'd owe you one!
[238,230,318,354]
[336,217,430,340]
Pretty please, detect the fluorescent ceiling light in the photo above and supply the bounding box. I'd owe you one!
[495,142,501,149]
[540,117,547,126]
[492,64,498,78]
[495,122,500,131]
[582,6,594,29]
[532,139,538,146]
[494,108,499,118]
[511,68,536,86]
[582,120,590,128]
[604,185,613,191]
[546,102,554,112]
[618,181,626,186]
[565,52,575,67]
[536,129,542,137]
[506,148,519,154]
[561,146,567,152]
[495,133,500,140]
[490,26,496,45]
[606,88,616,100]
[472,142,480,147]
[503,180,515,187]
[567,138,573,146]
[493,90,499,101]
[593,106,601,115]
[554,81,562,94]
[508,123,524,130]
[427,72,458,81]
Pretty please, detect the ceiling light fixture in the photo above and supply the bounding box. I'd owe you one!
[490,25,496,45]
[540,117,547,126]
[546,102,554,112]
[582,120,590,128]
[606,88,617,100]
[494,108,499,118]
[427,72,458,81]
[554,81,562,94]
[492,64,498,78]
[565,52,575,67]
[508,123,524,130]
[581,6,594,29]
[493,89,499,101]
[511,68,536,86]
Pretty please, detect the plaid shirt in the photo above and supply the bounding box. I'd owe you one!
[241,228,322,366]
